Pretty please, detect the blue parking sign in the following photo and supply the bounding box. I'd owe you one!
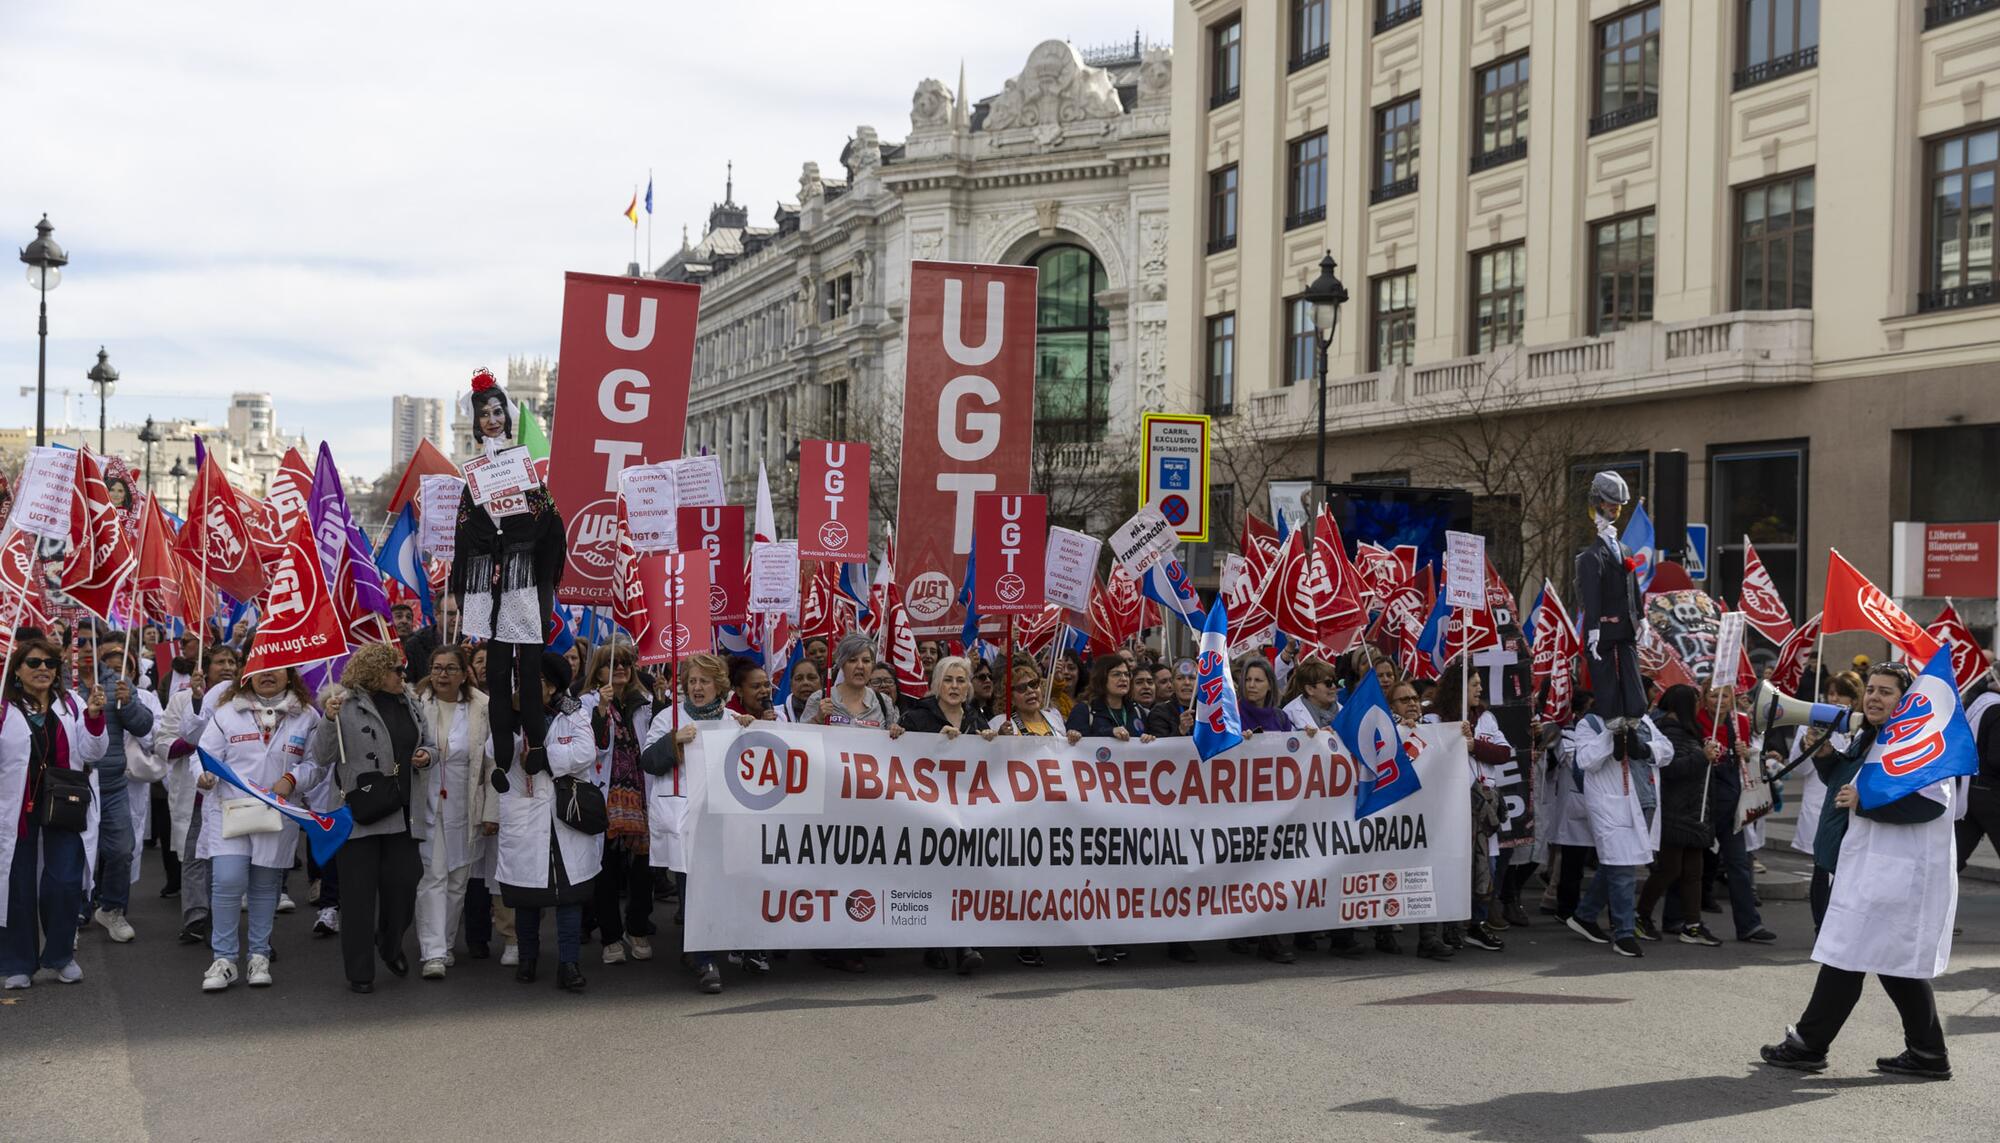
[1160,456,1190,491]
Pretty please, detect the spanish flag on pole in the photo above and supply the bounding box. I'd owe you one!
[623,191,639,226]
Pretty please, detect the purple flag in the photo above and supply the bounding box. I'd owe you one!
[308,444,394,626]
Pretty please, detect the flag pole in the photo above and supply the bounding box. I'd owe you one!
[646,168,653,273]
[670,556,681,736]
[631,184,639,270]
[1005,614,1015,722]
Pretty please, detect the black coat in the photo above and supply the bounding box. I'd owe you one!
[1066,700,1146,739]
[449,485,566,643]
[1146,700,1189,738]
[1653,713,1717,849]
[900,697,974,735]
[1575,533,1642,646]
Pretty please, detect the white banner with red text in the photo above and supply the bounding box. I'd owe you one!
[684,722,1471,949]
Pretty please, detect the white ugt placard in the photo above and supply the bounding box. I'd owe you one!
[1712,611,1748,690]
[1044,526,1101,613]
[749,540,800,614]
[1110,505,1177,572]
[11,446,77,539]
[618,463,680,552]
[1443,530,1486,611]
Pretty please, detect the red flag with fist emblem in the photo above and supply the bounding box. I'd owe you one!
[173,453,266,603]
[1738,537,1797,645]
[1823,550,1940,662]
[243,514,349,674]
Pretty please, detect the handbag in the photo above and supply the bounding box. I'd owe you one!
[34,766,92,833]
[221,796,284,838]
[345,767,405,826]
[553,774,608,836]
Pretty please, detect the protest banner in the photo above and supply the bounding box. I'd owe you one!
[750,540,800,615]
[549,271,700,605]
[972,493,1045,615]
[675,454,726,508]
[1110,505,1177,571]
[797,440,870,563]
[1043,526,1100,614]
[618,462,680,552]
[635,550,713,662]
[683,722,1472,949]
[1139,413,1212,542]
[243,514,350,674]
[462,446,534,519]
[896,261,1037,633]
[681,505,747,627]
[10,446,76,539]
[417,474,464,559]
[1443,530,1486,610]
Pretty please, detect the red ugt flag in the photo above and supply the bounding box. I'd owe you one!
[1926,603,1995,690]
[174,453,266,603]
[62,450,137,622]
[1823,550,1940,662]
[1738,537,1797,645]
[244,514,350,675]
[1770,612,1822,695]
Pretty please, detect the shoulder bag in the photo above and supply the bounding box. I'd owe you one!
[553,773,608,835]
[221,796,285,838]
[335,701,406,826]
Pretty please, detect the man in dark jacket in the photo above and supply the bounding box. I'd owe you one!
[400,595,460,685]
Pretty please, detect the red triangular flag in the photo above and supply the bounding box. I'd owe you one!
[1771,611,1823,695]
[243,513,351,675]
[387,438,460,516]
[1272,526,1319,650]
[173,452,267,603]
[62,450,137,622]
[1738,537,1797,645]
[1823,550,1940,662]
[1312,508,1367,658]
[134,497,203,631]
[1925,603,1995,690]
[611,498,652,650]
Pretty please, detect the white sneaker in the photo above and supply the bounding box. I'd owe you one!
[202,958,238,992]
[421,958,446,980]
[500,944,519,966]
[276,893,297,914]
[602,939,627,965]
[629,935,653,961]
[2,974,29,990]
[57,961,82,984]
[93,908,135,943]
[246,955,272,987]
[443,951,456,968]
[313,907,340,936]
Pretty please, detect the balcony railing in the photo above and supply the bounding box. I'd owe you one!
[1206,234,1238,255]
[1375,1,1421,35]
[1371,175,1419,204]
[1918,280,2000,312]
[1289,43,1330,72]
[1286,204,1327,230]
[1734,46,1817,90]
[1927,0,2000,30]
[1470,138,1527,174]
[1209,87,1240,110]
[1589,97,1658,136]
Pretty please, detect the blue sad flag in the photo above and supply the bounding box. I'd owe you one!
[1191,598,1243,761]
[373,502,433,624]
[1621,501,1657,592]
[770,639,806,718]
[1522,582,1548,647]
[1272,512,1291,655]
[1141,558,1207,630]
[1414,589,1452,674]
[717,623,760,664]
[545,607,575,656]
[198,747,353,865]
[838,561,871,624]
[1335,669,1423,818]
[1856,647,1982,811]
[959,543,983,655]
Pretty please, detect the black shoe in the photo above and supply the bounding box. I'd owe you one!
[1613,936,1644,958]
[1701,897,1722,915]
[1374,930,1402,955]
[954,948,983,976]
[1461,925,1504,951]
[1679,924,1723,947]
[1875,1049,1952,1080]
[1503,902,1531,927]
[923,949,951,970]
[1416,940,1454,961]
[1293,932,1319,953]
[1739,927,1778,944]
[1565,915,1612,945]
[1325,929,1361,955]
[1015,947,1045,967]
[557,962,586,993]
[1166,942,1198,963]
[1634,918,1662,942]
[1110,945,1130,962]
[515,961,538,984]
[1441,924,1464,949]
[1257,935,1297,964]
[466,942,490,959]
[382,951,409,978]
[1759,1033,1828,1073]
[1091,946,1116,966]
[178,924,206,945]
[697,961,722,994]
[159,884,180,899]
[348,981,374,994]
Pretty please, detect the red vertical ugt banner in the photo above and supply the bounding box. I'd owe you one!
[678,505,747,627]
[973,493,1047,615]
[796,440,871,562]
[550,272,700,605]
[896,261,1037,634]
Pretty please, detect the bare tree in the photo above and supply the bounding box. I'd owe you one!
[1205,404,1314,557]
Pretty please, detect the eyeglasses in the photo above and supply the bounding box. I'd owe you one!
[1013,680,1039,692]
[391,664,408,675]
[433,664,463,674]
[19,656,59,670]
[1108,668,1131,679]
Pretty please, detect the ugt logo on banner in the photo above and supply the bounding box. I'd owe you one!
[633,550,714,663]
[550,272,700,606]
[895,262,1037,634]
[973,493,1046,615]
[680,505,747,626]
[797,440,870,562]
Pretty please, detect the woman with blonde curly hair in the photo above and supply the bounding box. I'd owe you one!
[313,642,437,994]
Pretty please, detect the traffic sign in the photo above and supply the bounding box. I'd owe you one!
[1684,523,1709,580]
[1139,412,1212,542]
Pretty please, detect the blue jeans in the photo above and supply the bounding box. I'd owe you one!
[515,903,582,965]
[1,813,88,974]
[1714,826,1764,938]
[209,855,282,960]
[1577,863,1639,940]
[92,767,133,914]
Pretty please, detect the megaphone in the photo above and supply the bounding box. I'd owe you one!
[1748,679,1858,736]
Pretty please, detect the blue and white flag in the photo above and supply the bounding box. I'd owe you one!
[1621,501,1657,592]
[1857,647,1982,811]
[1141,558,1207,630]
[717,623,760,663]
[197,747,353,865]
[373,501,432,624]
[837,560,871,624]
[1334,669,1423,818]
[1414,588,1452,675]
[1192,598,1243,761]
[958,543,985,656]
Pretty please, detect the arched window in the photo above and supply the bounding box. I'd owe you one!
[1032,244,1109,443]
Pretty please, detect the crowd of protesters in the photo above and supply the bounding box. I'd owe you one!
[5,600,1996,1007]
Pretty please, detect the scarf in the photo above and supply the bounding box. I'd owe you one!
[605,695,648,847]
[686,694,726,721]
[235,689,302,742]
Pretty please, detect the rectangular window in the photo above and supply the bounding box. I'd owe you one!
[1924,123,2000,312]
[1907,424,2000,522]
[1350,469,1412,486]
[1206,314,1237,415]
[1736,0,1818,89]
[1377,0,1422,35]
[1737,171,1814,310]
[1590,211,1655,333]
[1710,441,1807,622]
[1208,165,1239,253]
[1592,4,1661,135]
[1291,0,1329,69]
[1925,0,1998,31]
[1284,297,1318,386]
[1369,271,1416,372]
[1373,96,1421,203]
[1211,16,1242,108]
[1470,243,1527,352]
[828,379,849,440]
[1287,132,1328,228]
[1472,53,1530,172]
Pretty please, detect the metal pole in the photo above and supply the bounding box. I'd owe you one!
[98,384,107,455]
[34,280,48,447]
[1314,331,1328,491]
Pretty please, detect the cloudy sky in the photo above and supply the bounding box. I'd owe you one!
[0,1,1168,476]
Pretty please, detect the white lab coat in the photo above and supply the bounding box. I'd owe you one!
[1813,779,1958,980]
[0,695,107,919]
[641,702,702,873]
[492,704,602,891]
[120,689,164,883]
[195,696,324,870]
[155,681,231,859]
[1572,714,1668,867]
[1787,728,1850,858]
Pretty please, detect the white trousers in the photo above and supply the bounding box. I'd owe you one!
[414,835,471,962]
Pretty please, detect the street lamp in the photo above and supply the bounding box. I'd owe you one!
[87,347,119,455]
[137,417,161,495]
[1301,251,1350,494]
[19,215,69,448]
[169,458,188,514]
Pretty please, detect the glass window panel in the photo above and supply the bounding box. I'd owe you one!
[1974,130,2000,166]
[1747,0,1770,65]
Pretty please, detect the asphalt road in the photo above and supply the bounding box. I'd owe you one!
[4,853,1999,1143]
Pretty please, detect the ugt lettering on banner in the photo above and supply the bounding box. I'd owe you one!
[550,272,699,605]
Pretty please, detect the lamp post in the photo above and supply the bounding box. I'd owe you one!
[169,458,188,514]
[87,347,119,455]
[1301,251,1350,496]
[19,215,69,448]
[138,417,161,496]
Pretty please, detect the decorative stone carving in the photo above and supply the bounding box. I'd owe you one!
[912,230,944,263]
[1135,320,1168,411]
[982,40,1123,132]
[911,78,953,131]
[1035,200,1061,236]
[1138,48,1172,106]
[798,161,824,202]
[849,126,882,176]
[1139,214,1168,299]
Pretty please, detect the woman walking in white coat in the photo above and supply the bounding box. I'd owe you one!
[640,652,744,993]
[494,652,600,993]
[1565,705,1671,959]
[1761,662,1958,1080]
[413,646,494,980]
[0,633,107,988]
[192,665,323,992]
[155,644,239,947]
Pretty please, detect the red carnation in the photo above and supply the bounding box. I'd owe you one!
[471,369,497,393]
[1624,556,1641,573]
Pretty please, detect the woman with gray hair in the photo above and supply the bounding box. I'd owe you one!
[314,643,437,994]
[801,635,904,734]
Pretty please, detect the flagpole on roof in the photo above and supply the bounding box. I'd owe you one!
[645,168,653,275]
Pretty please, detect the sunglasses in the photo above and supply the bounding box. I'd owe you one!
[1013,679,1039,692]
[20,656,60,670]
